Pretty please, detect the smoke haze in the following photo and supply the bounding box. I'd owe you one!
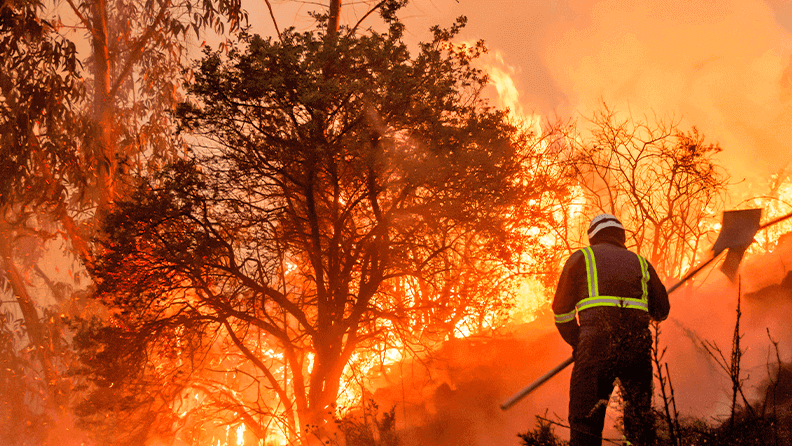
[400,0,792,188]
[367,238,792,445]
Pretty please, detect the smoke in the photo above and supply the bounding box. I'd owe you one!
[654,235,792,422]
[402,0,792,190]
[371,313,576,446]
[541,0,792,187]
[369,5,792,440]
[247,1,792,187]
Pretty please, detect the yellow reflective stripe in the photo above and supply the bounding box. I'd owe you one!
[637,254,649,302]
[577,296,649,312]
[577,247,649,313]
[581,247,598,298]
[554,309,577,324]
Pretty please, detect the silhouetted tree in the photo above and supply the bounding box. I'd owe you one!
[83,12,567,444]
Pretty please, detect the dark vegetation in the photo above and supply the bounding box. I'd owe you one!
[519,394,792,446]
[518,402,792,446]
[326,400,400,446]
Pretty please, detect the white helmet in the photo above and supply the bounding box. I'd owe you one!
[588,213,625,242]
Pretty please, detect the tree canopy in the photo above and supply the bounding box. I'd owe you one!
[0,0,245,441]
[83,16,566,445]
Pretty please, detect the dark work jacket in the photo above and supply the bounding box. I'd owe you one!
[552,235,670,348]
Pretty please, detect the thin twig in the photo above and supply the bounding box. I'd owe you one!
[108,1,169,100]
[765,328,782,446]
[350,0,387,34]
[652,321,679,446]
[64,0,92,30]
[665,362,681,442]
[263,0,283,43]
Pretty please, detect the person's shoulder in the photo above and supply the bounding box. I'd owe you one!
[562,248,586,266]
[570,247,589,258]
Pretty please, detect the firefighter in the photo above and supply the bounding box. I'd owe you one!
[552,214,670,446]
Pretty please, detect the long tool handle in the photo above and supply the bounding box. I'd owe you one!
[759,210,792,231]
[500,356,574,411]
[665,255,717,294]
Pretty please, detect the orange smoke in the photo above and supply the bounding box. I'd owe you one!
[398,0,792,192]
[539,0,792,190]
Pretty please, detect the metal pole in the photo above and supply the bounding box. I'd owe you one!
[500,356,574,411]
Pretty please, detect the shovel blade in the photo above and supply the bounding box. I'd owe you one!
[720,246,748,282]
[711,209,762,281]
[712,209,762,255]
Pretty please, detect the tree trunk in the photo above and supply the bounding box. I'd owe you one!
[90,0,116,215]
[327,0,341,40]
[0,222,64,413]
[300,332,349,442]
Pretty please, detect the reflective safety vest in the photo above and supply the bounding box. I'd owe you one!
[554,246,651,324]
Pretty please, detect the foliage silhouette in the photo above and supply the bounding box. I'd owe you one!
[83,11,567,444]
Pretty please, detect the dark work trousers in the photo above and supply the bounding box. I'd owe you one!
[569,308,655,446]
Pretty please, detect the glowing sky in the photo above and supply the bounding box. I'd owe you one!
[390,1,792,188]
[380,1,788,196]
